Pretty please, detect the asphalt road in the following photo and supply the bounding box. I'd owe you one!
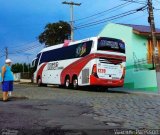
[0,84,160,135]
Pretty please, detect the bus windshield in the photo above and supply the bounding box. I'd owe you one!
[97,38,125,54]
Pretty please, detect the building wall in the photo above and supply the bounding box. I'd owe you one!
[99,23,158,92]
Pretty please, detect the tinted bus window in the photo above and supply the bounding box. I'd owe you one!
[39,40,93,64]
[98,38,125,53]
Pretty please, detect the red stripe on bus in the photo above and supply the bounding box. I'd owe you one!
[36,63,47,81]
[60,53,126,84]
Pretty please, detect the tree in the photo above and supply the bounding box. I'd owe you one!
[11,63,30,73]
[38,21,71,47]
[11,63,22,73]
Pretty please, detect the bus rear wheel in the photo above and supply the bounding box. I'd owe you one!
[72,76,78,90]
[65,77,70,89]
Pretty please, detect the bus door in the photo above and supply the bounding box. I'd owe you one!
[43,62,60,84]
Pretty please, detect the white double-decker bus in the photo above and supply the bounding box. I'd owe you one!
[32,37,126,89]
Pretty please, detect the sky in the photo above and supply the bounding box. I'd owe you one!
[0,0,160,67]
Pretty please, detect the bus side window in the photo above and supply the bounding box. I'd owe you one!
[32,60,36,67]
[91,41,94,48]
[35,59,39,69]
[35,53,42,67]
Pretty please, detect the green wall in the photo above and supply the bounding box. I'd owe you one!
[99,23,158,92]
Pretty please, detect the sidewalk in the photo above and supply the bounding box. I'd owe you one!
[20,79,31,83]
[110,87,160,96]
[14,79,32,85]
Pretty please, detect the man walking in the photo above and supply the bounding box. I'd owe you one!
[1,59,14,101]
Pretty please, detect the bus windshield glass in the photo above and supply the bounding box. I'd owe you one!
[97,38,125,53]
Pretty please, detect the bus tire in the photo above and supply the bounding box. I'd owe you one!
[72,76,78,90]
[37,77,47,87]
[65,76,70,89]
[37,78,42,87]
[58,85,64,88]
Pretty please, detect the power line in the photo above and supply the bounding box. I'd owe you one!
[119,11,148,23]
[0,49,4,59]
[5,47,8,59]
[9,44,43,55]
[119,0,147,4]
[9,41,37,49]
[74,2,130,22]
[75,5,147,30]
[0,54,5,59]
[75,12,137,29]
[154,8,160,10]
[75,2,132,26]
[8,41,43,54]
[74,0,148,24]
[11,44,41,53]
[0,42,43,60]
[154,0,160,3]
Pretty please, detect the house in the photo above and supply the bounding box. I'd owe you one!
[99,23,160,92]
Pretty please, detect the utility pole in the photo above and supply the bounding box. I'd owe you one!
[23,63,24,73]
[148,0,159,70]
[62,1,81,41]
[148,0,160,92]
[5,47,8,59]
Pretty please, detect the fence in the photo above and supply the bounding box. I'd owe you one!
[20,72,32,79]
[134,58,154,72]
[133,55,160,72]
[14,73,21,81]
[0,72,32,82]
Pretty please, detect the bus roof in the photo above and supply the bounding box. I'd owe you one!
[38,36,124,54]
[39,37,97,53]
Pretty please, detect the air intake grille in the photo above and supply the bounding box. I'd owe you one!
[99,58,122,64]
[82,68,89,84]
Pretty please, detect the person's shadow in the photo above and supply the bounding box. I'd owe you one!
[0,96,28,102]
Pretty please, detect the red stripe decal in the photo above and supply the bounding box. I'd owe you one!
[36,63,47,81]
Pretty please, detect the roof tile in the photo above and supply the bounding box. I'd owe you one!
[120,24,160,33]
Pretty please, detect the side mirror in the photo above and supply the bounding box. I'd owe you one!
[31,59,36,67]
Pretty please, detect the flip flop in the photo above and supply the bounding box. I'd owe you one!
[2,99,11,102]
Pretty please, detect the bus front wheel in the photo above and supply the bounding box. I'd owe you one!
[37,78,47,87]
[37,78,42,87]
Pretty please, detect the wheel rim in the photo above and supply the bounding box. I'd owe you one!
[38,79,41,85]
[65,79,70,87]
[73,79,78,88]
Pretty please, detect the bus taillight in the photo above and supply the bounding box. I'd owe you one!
[121,67,126,79]
[92,64,98,78]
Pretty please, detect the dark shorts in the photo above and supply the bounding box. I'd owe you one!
[2,81,13,92]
